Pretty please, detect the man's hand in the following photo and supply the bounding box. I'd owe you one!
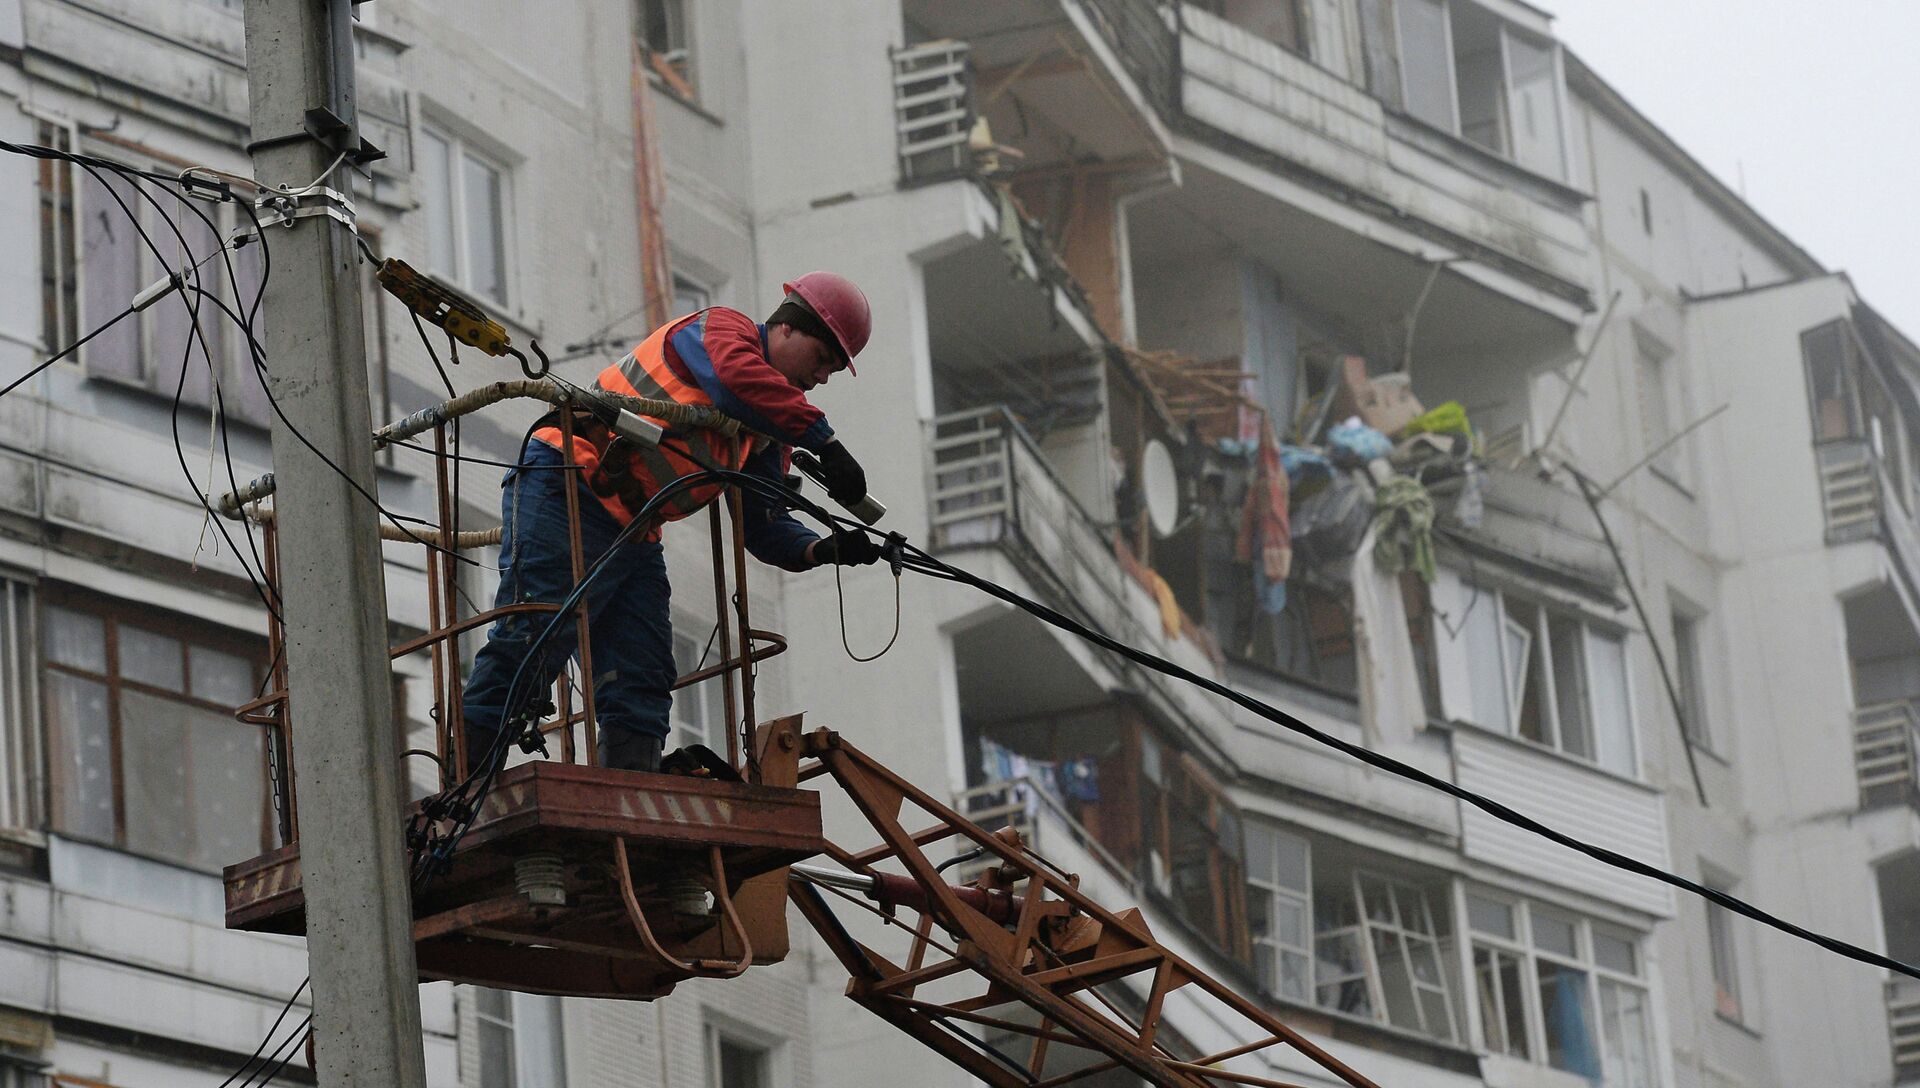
[811,527,882,567]
[818,440,868,507]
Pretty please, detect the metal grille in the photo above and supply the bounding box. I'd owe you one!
[1854,700,1919,798]
[1082,0,1180,110]
[1891,978,1920,1082]
[892,40,973,182]
[1819,438,1882,542]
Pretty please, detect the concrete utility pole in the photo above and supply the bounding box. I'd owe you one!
[240,2,428,1086]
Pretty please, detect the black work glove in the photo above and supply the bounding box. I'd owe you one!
[812,527,882,567]
[817,440,868,507]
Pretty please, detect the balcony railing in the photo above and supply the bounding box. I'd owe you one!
[1819,438,1881,543]
[929,407,1140,637]
[1854,700,1920,804]
[1890,977,1920,1083]
[954,775,1136,893]
[892,39,973,183]
[1082,0,1179,110]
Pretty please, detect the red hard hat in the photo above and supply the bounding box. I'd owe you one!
[783,271,871,375]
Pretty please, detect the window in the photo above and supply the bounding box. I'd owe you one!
[1139,732,1248,957]
[40,593,269,871]
[673,274,711,317]
[1802,320,1862,443]
[1243,819,1462,1043]
[1452,577,1638,776]
[1635,338,1690,487]
[37,122,78,356]
[671,629,727,753]
[1467,893,1655,1086]
[418,125,511,308]
[1245,822,1312,1002]
[473,989,566,1088]
[0,577,39,835]
[706,1027,769,1088]
[1313,862,1457,1041]
[1194,0,1309,55]
[638,0,695,98]
[1705,892,1742,1022]
[1393,0,1569,181]
[43,149,272,425]
[1670,607,1710,749]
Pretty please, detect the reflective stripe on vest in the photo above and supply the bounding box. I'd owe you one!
[531,311,755,526]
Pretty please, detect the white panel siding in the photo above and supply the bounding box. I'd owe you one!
[1453,727,1675,916]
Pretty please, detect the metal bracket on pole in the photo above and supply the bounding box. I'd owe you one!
[245,106,386,166]
[255,185,359,233]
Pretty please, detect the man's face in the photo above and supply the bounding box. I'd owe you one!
[767,323,847,392]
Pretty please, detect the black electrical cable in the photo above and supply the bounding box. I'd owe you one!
[62,158,282,620]
[0,297,141,398]
[849,527,1920,984]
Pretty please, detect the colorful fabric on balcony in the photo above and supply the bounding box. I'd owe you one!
[1372,475,1436,582]
[1236,420,1292,614]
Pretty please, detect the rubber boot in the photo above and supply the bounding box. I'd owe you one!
[599,729,664,773]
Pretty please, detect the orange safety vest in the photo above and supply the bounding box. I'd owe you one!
[532,315,757,530]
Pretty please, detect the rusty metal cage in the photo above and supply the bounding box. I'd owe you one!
[220,400,825,999]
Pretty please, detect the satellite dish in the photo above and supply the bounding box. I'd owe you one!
[1141,439,1181,538]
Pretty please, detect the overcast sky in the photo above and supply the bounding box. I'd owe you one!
[1533,0,1920,337]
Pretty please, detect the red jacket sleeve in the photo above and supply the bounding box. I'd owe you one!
[668,307,836,451]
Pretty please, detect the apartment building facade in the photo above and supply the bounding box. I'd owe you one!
[0,2,1913,1088]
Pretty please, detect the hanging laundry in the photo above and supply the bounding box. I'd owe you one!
[1059,758,1101,802]
[1236,418,1292,615]
[1372,475,1437,582]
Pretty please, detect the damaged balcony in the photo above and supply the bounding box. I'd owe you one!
[1166,1,1593,315]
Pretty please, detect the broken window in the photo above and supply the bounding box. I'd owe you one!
[1453,577,1638,776]
[1389,0,1569,181]
[1138,731,1249,957]
[1243,821,1462,1042]
[41,590,269,872]
[1467,892,1654,1085]
[1311,851,1459,1040]
[638,0,696,99]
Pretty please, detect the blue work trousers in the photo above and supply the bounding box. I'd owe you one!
[461,440,676,748]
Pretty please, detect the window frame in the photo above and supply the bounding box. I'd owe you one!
[38,588,271,872]
[1463,890,1657,1086]
[46,143,273,426]
[1390,0,1571,182]
[0,575,42,837]
[1704,888,1744,1023]
[416,121,516,310]
[637,0,697,100]
[1243,818,1463,1044]
[671,626,728,754]
[704,1021,774,1088]
[1669,604,1712,751]
[1451,576,1641,777]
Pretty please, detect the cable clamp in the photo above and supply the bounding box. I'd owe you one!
[254,185,358,232]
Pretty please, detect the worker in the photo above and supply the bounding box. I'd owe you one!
[460,273,881,772]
